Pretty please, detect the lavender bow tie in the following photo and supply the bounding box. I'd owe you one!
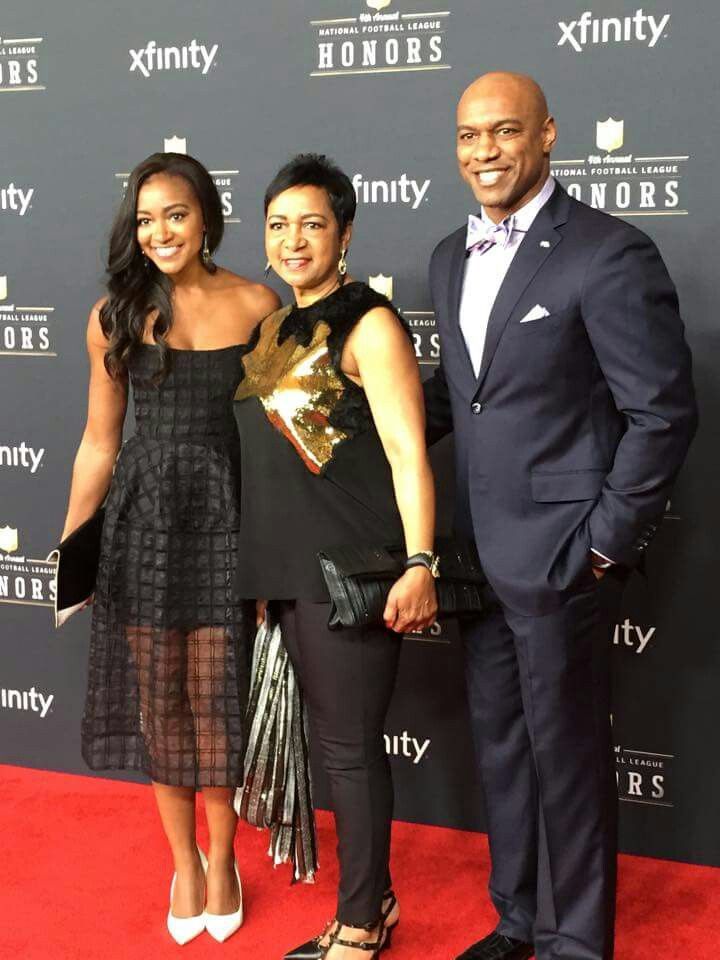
[466,214,515,255]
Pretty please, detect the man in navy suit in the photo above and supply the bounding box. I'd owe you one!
[424,73,697,960]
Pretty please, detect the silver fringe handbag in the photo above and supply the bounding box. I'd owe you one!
[235,618,318,883]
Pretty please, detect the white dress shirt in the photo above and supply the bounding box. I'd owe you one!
[459,176,556,377]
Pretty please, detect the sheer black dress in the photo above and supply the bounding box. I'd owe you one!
[81,342,254,787]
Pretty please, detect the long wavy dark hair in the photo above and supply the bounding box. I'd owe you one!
[100,152,224,383]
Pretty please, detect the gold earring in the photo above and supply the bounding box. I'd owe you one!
[201,231,212,265]
[338,248,348,276]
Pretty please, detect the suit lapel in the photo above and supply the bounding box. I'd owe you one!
[475,185,571,391]
[444,229,477,392]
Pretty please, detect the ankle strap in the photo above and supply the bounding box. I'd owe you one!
[327,927,384,953]
[381,890,396,921]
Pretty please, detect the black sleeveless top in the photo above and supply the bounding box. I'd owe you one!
[234,282,407,600]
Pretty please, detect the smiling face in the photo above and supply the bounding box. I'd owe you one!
[136,173,205,276]
[265,184,352,300]
[456,73,556,222]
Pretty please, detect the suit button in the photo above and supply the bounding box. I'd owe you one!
[471,402,483,414]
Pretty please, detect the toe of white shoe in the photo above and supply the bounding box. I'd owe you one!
[167,910,207,945]
[204,905,244,943]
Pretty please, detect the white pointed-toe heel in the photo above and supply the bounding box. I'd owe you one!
[167,848,208,945]
[204,860,244,943]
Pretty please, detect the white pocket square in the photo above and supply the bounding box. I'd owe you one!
[519,304,550,324]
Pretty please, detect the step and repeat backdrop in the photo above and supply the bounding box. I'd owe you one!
[1,0,718,866]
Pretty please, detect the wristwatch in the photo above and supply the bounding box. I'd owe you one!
[405,551,441,578]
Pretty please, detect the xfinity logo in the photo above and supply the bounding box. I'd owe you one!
[1,183,33,216]
[1,685,54,718]
[129,39,219,77]
[0,443,44,474]
[352,173,430,209]
[558,9,670,52]
[384,730,430,764]
[613,618,655,655]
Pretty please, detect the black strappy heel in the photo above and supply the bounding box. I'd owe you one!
[284,890,398,960]
[285,917,388,960]
[284,920,337,960]
[381,890,399,949]
[323,919,386,957]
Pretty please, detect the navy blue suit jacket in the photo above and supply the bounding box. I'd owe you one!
[425,184,698,616]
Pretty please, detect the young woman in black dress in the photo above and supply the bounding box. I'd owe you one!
[234,155,438,959]
[60,153,279,944]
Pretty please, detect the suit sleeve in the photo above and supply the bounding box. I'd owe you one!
[582,227,698,567]
[423,362,454,446]
[423,243,455,446]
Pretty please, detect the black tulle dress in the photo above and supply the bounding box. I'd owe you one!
[81,343,254,787]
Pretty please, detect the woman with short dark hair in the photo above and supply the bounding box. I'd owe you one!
[61,152,279,944]
[234,154,438,959]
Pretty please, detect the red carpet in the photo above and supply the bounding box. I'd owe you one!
[0,765,718,959]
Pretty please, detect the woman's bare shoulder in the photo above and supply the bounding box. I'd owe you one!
[353,304,409,343]
[87,297,110,347]
[216,269,281,320]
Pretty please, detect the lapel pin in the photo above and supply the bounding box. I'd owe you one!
[539,240,551,248]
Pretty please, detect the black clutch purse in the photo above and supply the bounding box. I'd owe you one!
[317,538,486,630]
[47,507,106,628]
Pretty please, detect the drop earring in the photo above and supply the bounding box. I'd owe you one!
[338,248,348,277]
[201,231,212,266]
[264,259,272,277]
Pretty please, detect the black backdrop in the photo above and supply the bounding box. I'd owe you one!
[1,0,718,867]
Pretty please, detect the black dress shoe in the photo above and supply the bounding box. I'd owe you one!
[284,938,323,960]
[455,930,534,960]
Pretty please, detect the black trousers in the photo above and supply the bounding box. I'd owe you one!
[461,570,626,960]
[276,600,402,925]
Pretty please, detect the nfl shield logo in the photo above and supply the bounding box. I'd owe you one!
[368,274,393,299]
[0,526,19,554]
[0,276,7,301]
[367,0,392,9]
[596,118,624,154]
[164,135,187,154]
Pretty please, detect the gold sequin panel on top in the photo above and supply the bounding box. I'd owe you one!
[235,307,350,475]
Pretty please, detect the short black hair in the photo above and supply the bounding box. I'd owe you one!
[264,153,357,233]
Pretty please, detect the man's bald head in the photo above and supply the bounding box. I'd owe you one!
[458,72,549,128]
[455,72,556,221]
